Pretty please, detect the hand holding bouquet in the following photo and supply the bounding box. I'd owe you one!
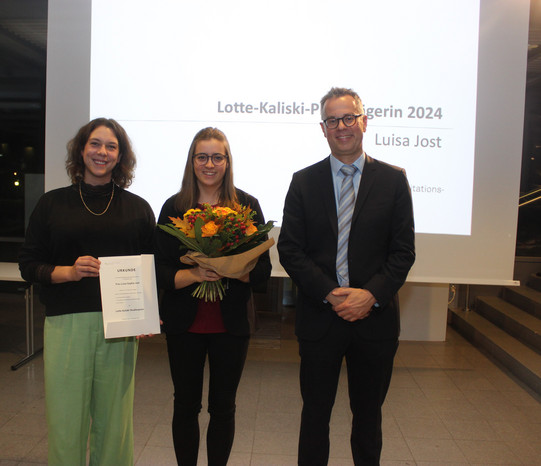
[159,203,274,301]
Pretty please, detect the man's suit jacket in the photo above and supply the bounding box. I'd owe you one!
[277,155,415,341]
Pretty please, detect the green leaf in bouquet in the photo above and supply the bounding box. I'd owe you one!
[158,224,203,253]
[257,220,275,235]
[223,220,276,255]
[194,217,205,243]
[207,238,223,257]
[199,236,211,254]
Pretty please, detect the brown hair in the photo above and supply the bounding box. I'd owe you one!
[174,127,238,213]
[65,118,136,188]
[320,87,364,120]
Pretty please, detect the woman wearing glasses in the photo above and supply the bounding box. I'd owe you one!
[155,127,271,465]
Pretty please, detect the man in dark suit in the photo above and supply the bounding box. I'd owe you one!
[278,87,415,465]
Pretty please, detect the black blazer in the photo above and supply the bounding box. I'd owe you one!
[277,155,415,341]
[155,189,271,336]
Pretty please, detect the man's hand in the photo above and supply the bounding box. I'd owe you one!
[328,287,376,322]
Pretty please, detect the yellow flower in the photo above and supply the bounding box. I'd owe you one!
[184,208,202,219]
[201,220,219,237]
[214,206,237,217]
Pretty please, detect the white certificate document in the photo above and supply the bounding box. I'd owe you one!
[99,254,161,338]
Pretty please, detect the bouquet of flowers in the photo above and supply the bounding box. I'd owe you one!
[158,203,274,301]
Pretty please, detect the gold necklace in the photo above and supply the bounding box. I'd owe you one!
[79,182,115,216]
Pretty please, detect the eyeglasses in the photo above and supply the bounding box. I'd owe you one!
[193,153,228,166]
[322,114,364,129]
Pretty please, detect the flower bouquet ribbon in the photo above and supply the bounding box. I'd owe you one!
[158,203,275,301]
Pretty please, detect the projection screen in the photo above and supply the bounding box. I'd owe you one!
[46,0,530,285]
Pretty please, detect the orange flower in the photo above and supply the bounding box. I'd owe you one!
[245,222,258,236]
[201,220,219,237]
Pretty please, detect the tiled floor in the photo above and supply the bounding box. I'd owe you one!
[1,297,541,465]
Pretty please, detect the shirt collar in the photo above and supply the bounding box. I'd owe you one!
[330,152,365,177]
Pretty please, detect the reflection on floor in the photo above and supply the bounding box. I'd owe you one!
[1,294,541,465]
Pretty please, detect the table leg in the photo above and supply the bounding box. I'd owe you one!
[11,285,43,370]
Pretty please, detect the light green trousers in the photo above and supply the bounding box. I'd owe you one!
[44,312,138,466]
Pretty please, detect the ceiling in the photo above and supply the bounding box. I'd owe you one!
[0,0,46,155]
[0,0,46,79]
[528,0,541,90]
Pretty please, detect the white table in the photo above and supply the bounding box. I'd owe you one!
[0,262,42,370]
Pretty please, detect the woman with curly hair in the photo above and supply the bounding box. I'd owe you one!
[19,118,155,465]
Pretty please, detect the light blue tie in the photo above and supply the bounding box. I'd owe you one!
[336,164,357,287]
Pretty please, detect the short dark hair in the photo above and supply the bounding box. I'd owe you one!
[320,87,364,120]
[66,118,136,188]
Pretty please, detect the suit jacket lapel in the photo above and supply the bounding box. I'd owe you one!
[318,157,338,237]
[352,154,377,224]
